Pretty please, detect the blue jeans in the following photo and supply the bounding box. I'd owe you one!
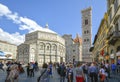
[60,76,65,82]
[84,74,88,82]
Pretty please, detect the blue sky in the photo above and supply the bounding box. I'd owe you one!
[0,0,107,45]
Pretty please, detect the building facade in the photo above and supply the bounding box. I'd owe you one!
[91,13,109,63]
[91,0,120,64]
[0,40,17,60]
[106,0,120,63]
[81,7,92,62]
[62,34,82,63]
[17,25,65,65]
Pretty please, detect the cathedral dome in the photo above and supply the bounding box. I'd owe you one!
[38,24,57,34]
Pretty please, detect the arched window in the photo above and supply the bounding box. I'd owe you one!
[39,43,45,50]
[52,44,57,51]
[85,19,88,25]
[46,43,51,50]
[47,46,50,50]
[87,30,89,33]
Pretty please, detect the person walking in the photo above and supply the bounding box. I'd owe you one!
[82,63,89,82]
[66,64,73,82]
[37,63,49,82]
[75,62,84,82]
[111,63,116,74]
[59,63,66,82]
[48,62,53,78]
[99,65,106,82]
[0,62,4,71]
[105,61,110,79]
[29,62,34,77]
[26,63,30,77]
[88,63,98,82]
[7,64,19,82]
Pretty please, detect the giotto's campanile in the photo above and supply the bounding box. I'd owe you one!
[81,7,92,62]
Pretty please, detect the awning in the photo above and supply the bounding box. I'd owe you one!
[110,54,115,58]
[0,51,5,56]
[4,52,12,55]
[0,56,6,59]
[0,51,13,59]
[116,51,120,56]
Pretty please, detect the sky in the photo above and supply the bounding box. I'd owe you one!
[0,0,107,45]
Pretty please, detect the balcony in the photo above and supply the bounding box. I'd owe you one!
[108,31,120,45]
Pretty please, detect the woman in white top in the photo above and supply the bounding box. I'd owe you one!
[99,65,106,82]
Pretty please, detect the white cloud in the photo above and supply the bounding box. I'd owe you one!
[0,3,11,16]
[0,3,42,32]
[0,3,56,45]
[19,17,42,32]
[0,28,24,45]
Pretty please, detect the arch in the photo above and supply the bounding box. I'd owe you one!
[46,43,51,51]
[52,44,57,51]
[39,42,45,50]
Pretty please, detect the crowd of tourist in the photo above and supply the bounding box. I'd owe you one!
[0,60,120,82]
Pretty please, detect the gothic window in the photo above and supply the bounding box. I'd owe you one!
[87,30,89,33]
[84,31,86,34]
[84,39,86,42]
[73,50,75,52]
[85,19,88,25]
[87,39,89,42]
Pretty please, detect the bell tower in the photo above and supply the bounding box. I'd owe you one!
[81,7,92,62]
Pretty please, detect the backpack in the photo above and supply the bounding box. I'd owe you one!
[60,66,66,76]
[66,69,73,79]
[13,70,19,79]
[83,65,88,74]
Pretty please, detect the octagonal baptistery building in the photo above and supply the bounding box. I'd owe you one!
[17,25,65,66]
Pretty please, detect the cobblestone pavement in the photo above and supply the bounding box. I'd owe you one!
[0,68,120,82]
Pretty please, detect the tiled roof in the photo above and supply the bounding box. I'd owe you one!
[73,34,82,44]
